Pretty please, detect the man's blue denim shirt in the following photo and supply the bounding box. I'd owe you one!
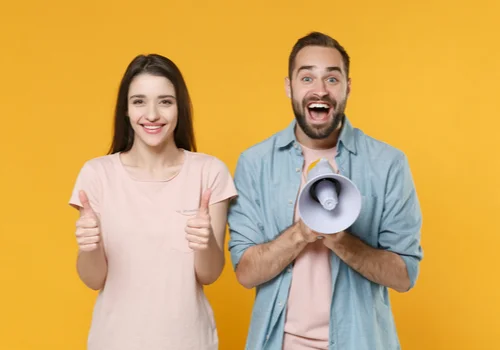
[228,117,423,350]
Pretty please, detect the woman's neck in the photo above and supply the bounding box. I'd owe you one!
[122,140,185,173]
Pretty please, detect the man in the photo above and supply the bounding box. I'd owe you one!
[227,32,423,350]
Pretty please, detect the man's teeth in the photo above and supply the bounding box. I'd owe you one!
[143,125,162,130]
[309,103,329,109]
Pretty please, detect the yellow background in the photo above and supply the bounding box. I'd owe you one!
[1,0,499,349]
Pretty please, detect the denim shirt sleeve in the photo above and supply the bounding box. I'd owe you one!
[379,153,423,290]
[227,152,266,270]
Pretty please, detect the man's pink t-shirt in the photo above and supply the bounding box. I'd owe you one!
[283,143,337,349]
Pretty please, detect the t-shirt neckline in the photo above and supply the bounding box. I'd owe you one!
[114,150,189,183]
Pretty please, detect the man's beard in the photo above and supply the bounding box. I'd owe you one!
[292,93,347,140]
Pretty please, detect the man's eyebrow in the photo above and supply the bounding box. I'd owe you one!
[296,65,343,75]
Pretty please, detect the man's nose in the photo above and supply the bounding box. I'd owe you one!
[312,80,328,98]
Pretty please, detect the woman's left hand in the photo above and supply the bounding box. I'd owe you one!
[185,189,214,251]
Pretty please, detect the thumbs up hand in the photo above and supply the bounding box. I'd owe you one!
[75,190,101,252]
[185,189,214,251]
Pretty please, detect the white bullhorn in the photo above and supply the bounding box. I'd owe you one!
[297,158,362,234]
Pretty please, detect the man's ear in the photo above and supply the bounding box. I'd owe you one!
[285,77,291,98]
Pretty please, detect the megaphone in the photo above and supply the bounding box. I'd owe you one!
[297,158,362,234]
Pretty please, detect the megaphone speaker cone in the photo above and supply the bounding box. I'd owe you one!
[297,158,362,234]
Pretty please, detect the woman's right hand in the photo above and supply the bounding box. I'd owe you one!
[75,190,101,252]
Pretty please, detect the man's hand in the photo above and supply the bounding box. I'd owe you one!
[297,219,324,243]
[321,230,348,250]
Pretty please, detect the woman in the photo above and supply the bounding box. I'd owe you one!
[69,54,237,350]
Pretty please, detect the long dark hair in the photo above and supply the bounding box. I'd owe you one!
[108,54,196,154]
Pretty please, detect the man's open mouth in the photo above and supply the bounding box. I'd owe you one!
[307,102,332,122]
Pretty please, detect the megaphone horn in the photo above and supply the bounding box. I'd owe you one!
[297,158,362,234]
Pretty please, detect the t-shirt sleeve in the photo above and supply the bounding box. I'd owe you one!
[205,157,238,205]
[68,161,102,214]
